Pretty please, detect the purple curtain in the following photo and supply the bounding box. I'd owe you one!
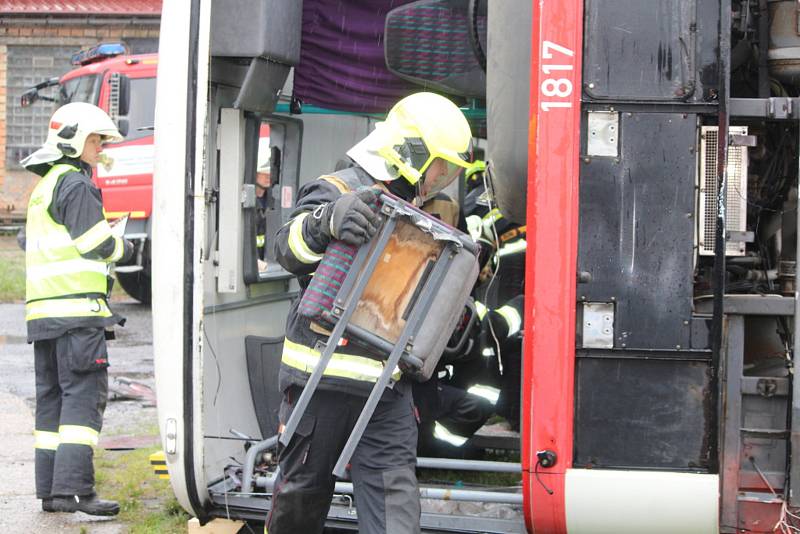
[293,0,419,114]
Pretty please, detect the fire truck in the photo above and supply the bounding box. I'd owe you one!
[151,0,800,532]
[21,43,157,303]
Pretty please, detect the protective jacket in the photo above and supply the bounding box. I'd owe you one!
[274,166,397,396]
[25,158,131,342]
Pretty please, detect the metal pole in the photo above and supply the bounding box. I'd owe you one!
[789,116,800,507]
[344,322,425,369]
[279,215,398,446]
[711,0,732,476]
[757,0,769,99]
[416,457,521,473]
[254,476,523,505]
[241,434,278,492]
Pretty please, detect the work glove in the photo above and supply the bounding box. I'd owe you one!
[324,189,381,247]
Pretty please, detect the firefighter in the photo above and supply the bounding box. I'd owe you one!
[268,92,473,534]
[20,102,134,516]
[463,166,526,431]
[255,153,271,270]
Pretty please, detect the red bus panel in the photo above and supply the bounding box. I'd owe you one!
[522,0,584,532]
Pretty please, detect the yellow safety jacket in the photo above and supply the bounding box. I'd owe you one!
[25,164,122,322]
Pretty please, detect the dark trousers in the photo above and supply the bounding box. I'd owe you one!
[414,379,495,458]
[267,382,420,534]
[34,327,108,498]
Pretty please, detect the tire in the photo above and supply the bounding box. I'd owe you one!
[115,270,152,304]
[115,239,152,304]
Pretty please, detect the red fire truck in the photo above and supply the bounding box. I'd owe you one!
[21,43,157,303]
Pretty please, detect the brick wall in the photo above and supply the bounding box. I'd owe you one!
[0,19,160,222]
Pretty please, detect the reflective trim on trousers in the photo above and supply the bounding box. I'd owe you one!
[287,213,323,264]
[58,425,99,447]
[34,430,60,450]
[433,421,468,447]
[281,339,401,383]
[467,384,501,405]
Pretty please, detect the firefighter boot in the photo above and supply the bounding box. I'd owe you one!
[50,493,120,516]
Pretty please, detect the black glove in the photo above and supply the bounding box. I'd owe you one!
[324,189,381,246]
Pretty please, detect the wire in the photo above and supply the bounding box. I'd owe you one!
[534,459,554,495]
[480,162,505,375]
[202,320,223,408]
[749,456,800,534]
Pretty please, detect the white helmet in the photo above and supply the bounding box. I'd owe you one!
[21,102,123,168]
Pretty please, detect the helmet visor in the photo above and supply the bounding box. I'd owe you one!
[420,157,466,198]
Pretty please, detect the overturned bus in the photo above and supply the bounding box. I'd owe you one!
[152,0,800,532]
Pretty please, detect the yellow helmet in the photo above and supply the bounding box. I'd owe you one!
[347,92,472,195]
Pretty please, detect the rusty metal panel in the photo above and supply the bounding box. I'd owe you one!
[583,0,712,101]
[574,355,714,470]
[577,112,696,350]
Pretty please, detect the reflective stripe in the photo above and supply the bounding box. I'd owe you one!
[482,347,495,357]
[256,234,265,248]
[104,236,124,262]
[27,259,108,282]
[496,238,527,258]
[26,298,112,321]
[288,213,323,264]
[474,301,487,320]
[26,245,76,264]
[465,215,483,241]
[433,421,468,447]
[467,384,501,405]
[34,430,60,450]
[73,219,113,254]
[496,305,522,337]
[27,232,74,251]
[59,425,99,447]
[281,338,401,383]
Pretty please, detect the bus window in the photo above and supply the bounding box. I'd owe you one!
[243,116,302,284]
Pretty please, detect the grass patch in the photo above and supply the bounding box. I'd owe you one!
[95,445,189,534]
[0,235,25,303]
